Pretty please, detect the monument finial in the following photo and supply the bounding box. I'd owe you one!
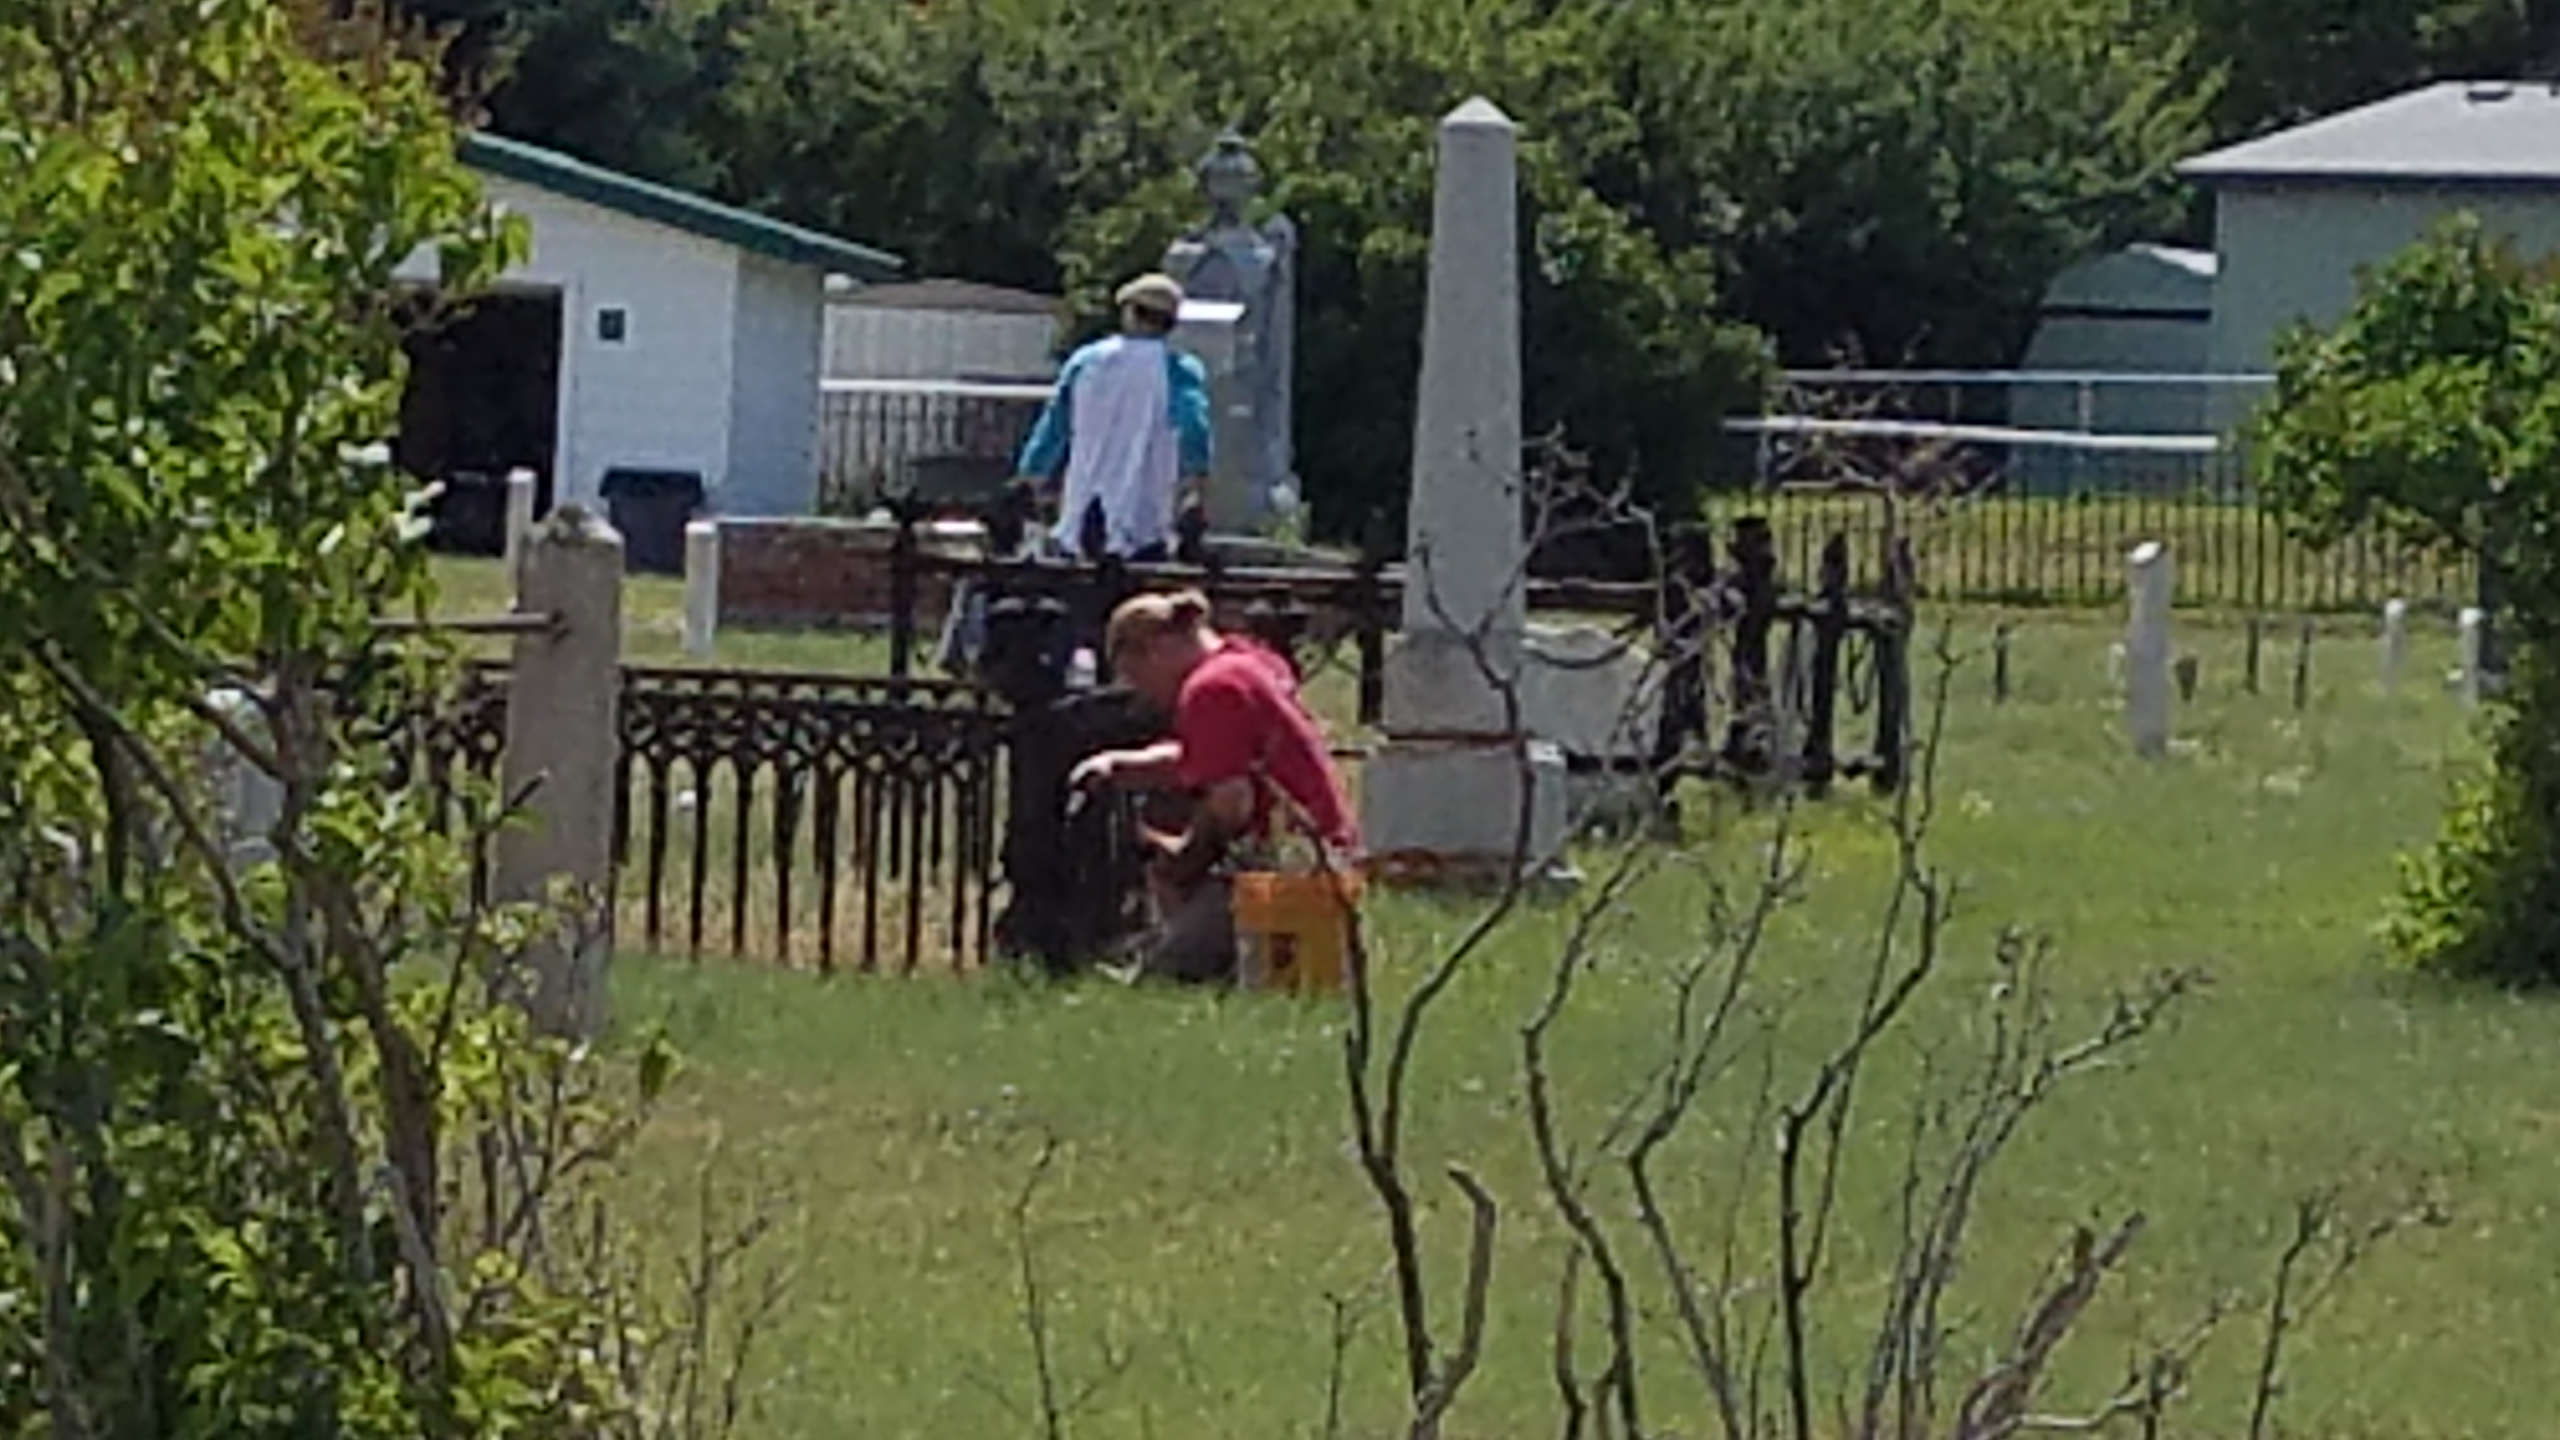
[1197,128,1262,229]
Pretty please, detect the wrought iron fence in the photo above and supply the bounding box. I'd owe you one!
[611,667,1006,974]
[1702,474,2473,615]
[1736,371,2478,613]
[928,517,1916,969]
[899,511,1907,759]
[380,662,1010,975]
[373,506,1917,977]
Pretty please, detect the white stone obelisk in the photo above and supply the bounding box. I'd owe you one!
[1360,99,1570,876]
[2125,542,2173,759]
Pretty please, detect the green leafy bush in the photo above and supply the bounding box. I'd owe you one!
[2256,215,2560,985]
[0,4,735,1432]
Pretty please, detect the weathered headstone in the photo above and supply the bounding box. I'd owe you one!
[1163,130,1298,532]
[495,506,624,1039]
[1521,622,1662,828]
[682,519,720,658]
[2125,542,2172,758]
[1359,98,1569,876]
[2379,597,2408,694]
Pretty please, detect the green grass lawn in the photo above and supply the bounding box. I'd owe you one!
[434,555,2539,1437]
[431,555,889,673]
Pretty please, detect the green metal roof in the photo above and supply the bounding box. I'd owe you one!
[460,132,905,283]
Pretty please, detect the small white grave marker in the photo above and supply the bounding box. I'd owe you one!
[2379,597,2408,694]
[682,520,720,657]
[2457,606,2487,708]
[2125,541,2172,759]
[503,468,539,584]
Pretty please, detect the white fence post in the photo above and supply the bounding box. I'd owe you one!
[502,467,538,589]
[495,505,624,1040]
[2458,606,2487,709]
[683,519,720,658]
[2379,597,2408,695]
[2126,541,2172,759]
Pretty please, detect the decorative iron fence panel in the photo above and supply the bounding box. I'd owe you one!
[385,664,1010,974]
[612,667,1007,974]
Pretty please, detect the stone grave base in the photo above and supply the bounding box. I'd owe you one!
[1519,622,1664,834]
[1359,737,1571,879]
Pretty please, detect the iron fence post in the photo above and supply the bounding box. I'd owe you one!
[887,496,922,681]
[1803,533,1849,794]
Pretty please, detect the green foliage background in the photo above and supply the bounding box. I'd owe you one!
[382,0,2505,533]
[370,0,2560,532]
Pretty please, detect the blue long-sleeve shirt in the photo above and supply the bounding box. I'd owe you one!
[1016,335,1213,554]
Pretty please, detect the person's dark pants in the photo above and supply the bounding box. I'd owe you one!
[1141,874,1236,984]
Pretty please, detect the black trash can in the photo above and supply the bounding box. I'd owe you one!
[599,468,705,575]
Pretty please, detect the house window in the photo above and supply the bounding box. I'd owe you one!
[597,307,629,344]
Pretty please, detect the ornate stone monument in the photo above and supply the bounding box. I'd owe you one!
[1162,130,1298,532]
[1358,99,1571,878]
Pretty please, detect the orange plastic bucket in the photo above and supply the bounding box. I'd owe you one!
[1231,869,1364,995]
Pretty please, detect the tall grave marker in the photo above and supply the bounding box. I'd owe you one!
[1359,98,1570,876]
[1163,130,1299,532]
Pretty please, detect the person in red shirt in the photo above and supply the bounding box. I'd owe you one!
[1069,589,1358,981]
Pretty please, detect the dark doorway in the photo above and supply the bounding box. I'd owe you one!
[396,286,564,556]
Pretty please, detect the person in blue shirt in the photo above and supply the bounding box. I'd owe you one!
[1014,272,1214,560]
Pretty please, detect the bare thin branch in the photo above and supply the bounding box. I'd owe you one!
[1410,1165,1501,1440]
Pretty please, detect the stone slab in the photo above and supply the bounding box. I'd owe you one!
[1359,737,1570,872]
[1521,623,1661,761]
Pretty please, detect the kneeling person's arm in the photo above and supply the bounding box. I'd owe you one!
[1073,740,1184,792]
[1157,777,1255,889]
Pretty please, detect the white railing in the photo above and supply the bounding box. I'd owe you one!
[817,377,1052,513]
[1778,368,2273,387]
[1727,415,2222,454]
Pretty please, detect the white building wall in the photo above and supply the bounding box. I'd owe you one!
[398,174,742,507]
[823,306,1058,379]
[724,254,825,516]
[2209,181,2560,381]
